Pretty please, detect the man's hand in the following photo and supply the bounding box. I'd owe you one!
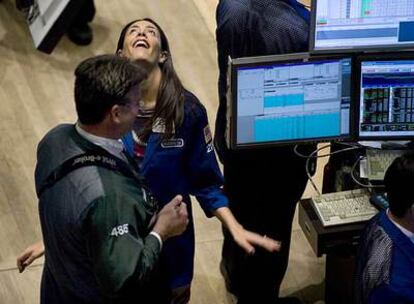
[152,195,189,241]
[17,241,45,273]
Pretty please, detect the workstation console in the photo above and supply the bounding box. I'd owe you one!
[226,2,414,302]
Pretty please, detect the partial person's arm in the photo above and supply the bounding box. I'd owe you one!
[213,207,281,254]
[185,97,280,253]
[17,240,45,273]
[368,286,408,304]
[84,193,188,298]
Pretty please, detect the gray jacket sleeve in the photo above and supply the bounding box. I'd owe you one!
[83,193,162,298]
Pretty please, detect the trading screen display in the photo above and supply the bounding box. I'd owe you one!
[359,60,414,139]
[235,57,352,146]
[313,0,414,51]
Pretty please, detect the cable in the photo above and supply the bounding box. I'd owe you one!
[304,144,332,196]
[295,143,364,196]
[326,146,362,157]
[293,144,309,158]
[294,144,330,158]
[306,150,321,196]
[335,141,365,148]
[294,143,362,159]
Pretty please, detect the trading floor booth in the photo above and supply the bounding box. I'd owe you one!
[226,1,414,301]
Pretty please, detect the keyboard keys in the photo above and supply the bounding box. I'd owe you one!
[311,189,378,227]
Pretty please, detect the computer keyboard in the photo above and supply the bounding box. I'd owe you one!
[311,189,378,227]
[366,149,404,181]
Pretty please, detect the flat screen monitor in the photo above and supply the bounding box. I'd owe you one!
[357,53,414,141]
[227,53,354,149]
[310,0,414,52]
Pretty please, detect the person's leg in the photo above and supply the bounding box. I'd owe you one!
[230,195,298,304]
[221,149,308,303]
[221,154,281,303]
[67,0,95,45]
[260,165,308,303]
[73,0,95,24]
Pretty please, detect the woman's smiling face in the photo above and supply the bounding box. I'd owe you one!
[119,20,165,66]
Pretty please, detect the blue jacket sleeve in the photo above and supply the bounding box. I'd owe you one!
[369,284,409,304]
[184,98,229,217]
[122,131,135,157]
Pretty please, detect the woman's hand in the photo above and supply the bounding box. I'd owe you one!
[231,225,281,255]
[17,241,45,273]
[213,207,281,254]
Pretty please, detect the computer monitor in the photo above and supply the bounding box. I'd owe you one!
[227,53,355,149]
[310,0,414,53]
[356,53,414,141]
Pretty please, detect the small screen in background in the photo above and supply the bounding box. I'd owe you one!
[313,0,414,51]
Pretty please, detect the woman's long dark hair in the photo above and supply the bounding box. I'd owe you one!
[116,18,185,140]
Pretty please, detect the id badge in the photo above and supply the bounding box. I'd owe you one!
[161,138,184,148]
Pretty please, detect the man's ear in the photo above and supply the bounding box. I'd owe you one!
[159,51,168,64]
[109,104,122,124]
[117,49,124,57]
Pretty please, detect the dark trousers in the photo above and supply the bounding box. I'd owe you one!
[71,0,95,27]
[220,148,309,303]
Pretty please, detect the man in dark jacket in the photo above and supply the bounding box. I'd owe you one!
[215,1,312,303]
[36,55,189,303]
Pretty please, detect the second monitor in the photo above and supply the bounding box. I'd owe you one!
[227,53,354,149]
[357,53,414,141]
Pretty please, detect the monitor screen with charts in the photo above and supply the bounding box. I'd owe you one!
[310,0,414,52]
[227,54,354,149]
[357,54,414,140]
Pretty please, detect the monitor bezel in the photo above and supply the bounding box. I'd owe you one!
[309,0,414,54]
[355,52,414,142]
[228,52,357,150]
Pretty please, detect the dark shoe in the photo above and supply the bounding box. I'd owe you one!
[67,23,92,46]
[276,296,302,304]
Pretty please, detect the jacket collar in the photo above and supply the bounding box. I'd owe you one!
[380,211,414,263]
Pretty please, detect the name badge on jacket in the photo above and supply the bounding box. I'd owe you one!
[161,138,184,148]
